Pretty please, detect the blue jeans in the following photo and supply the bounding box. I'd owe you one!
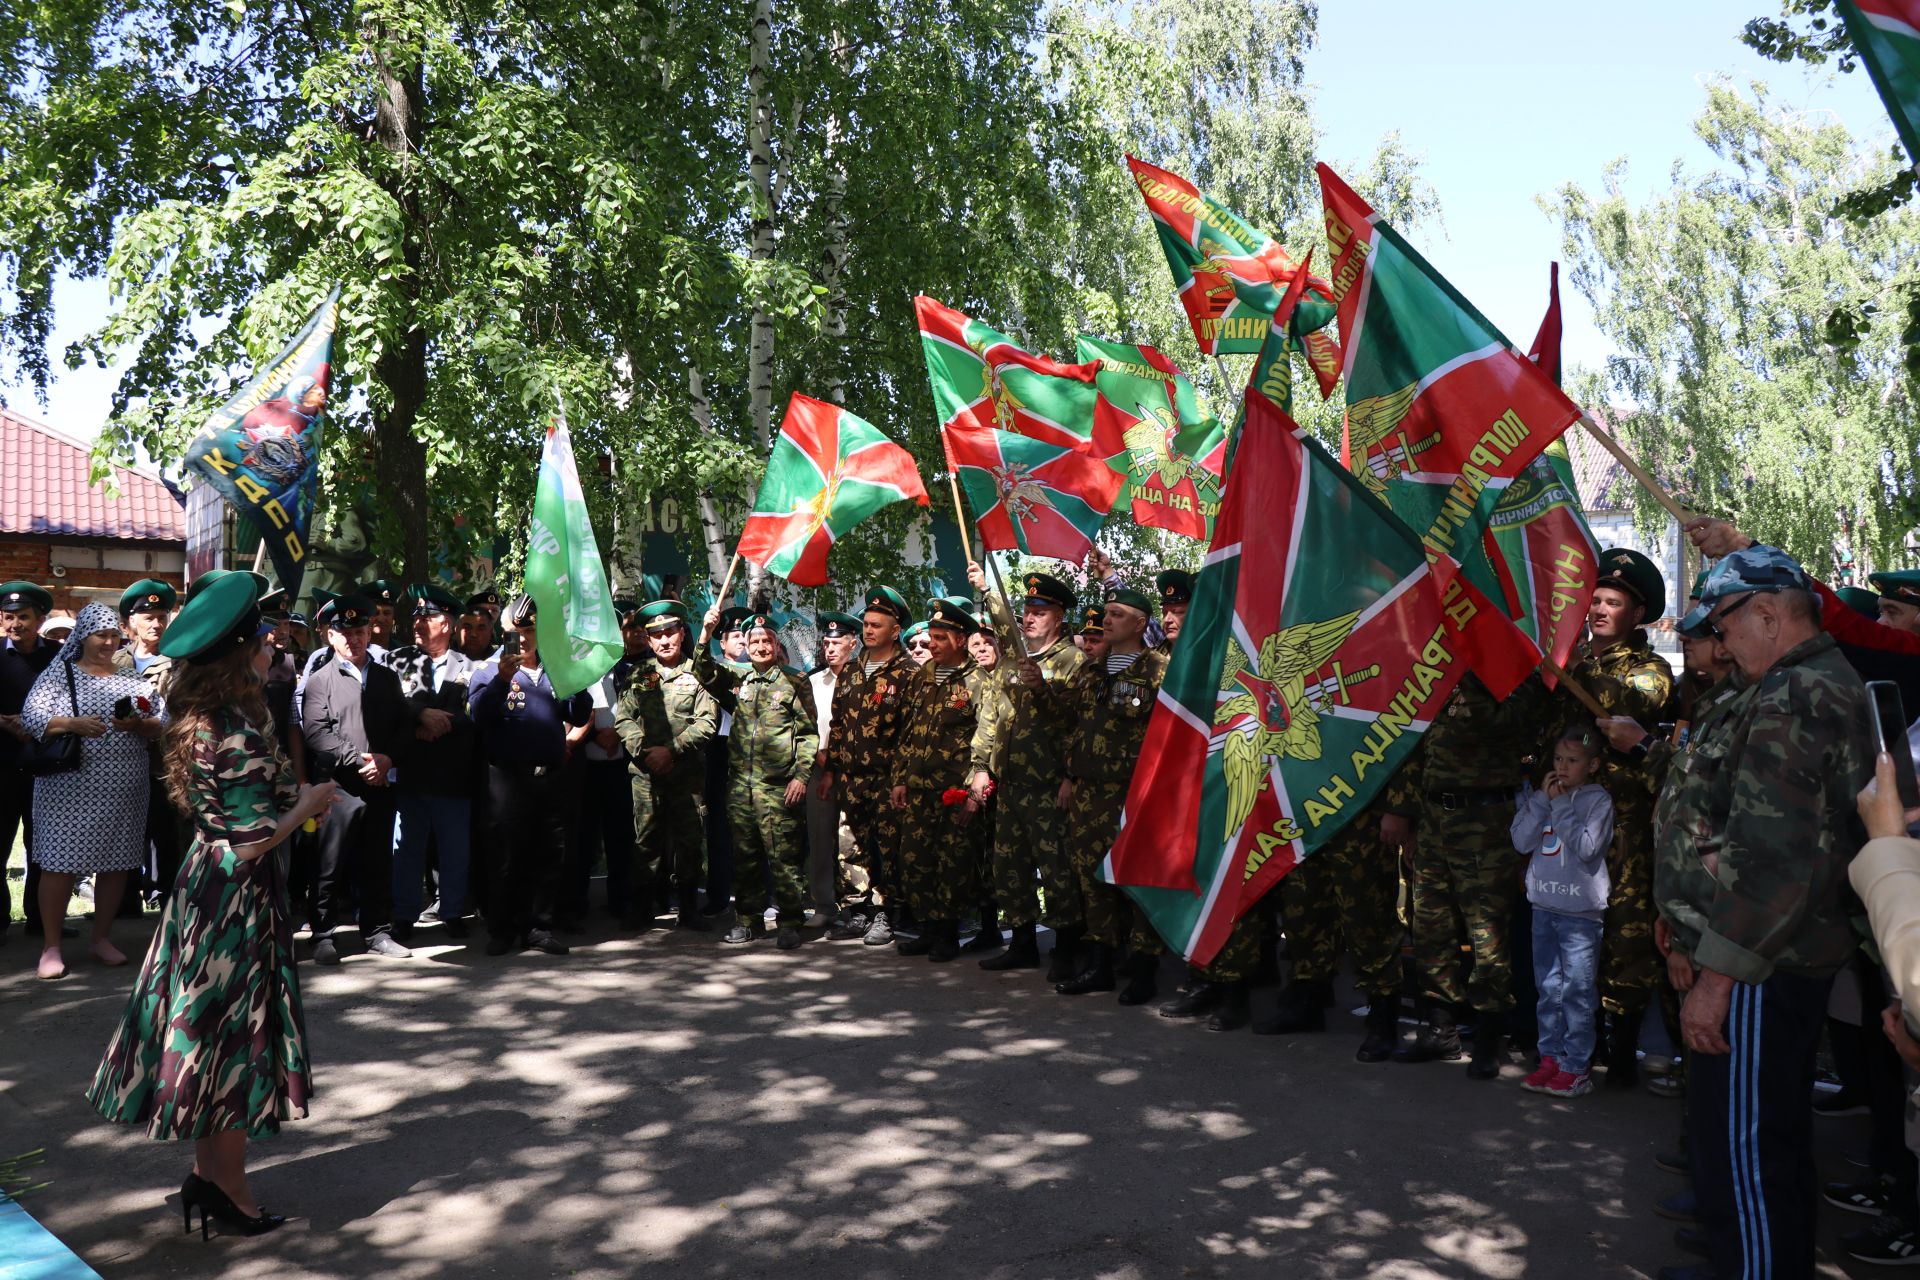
[393,791,472,926]
[1532,909,1603,1074]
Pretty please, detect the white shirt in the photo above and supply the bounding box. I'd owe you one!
[584,671,622,762]
[809,667,838,752]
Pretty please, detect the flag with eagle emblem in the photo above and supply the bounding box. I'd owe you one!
[1127,155,1342,395]
[185,287,339,602]
[1077,336,1225,540]
[737,393,929,587]
[1102,388,1476,964]
[915,295,1099,450]
[942,423,1123,560]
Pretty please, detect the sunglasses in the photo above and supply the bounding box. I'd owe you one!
[1702,591,1758,640]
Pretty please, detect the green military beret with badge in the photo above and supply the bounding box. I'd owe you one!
[862,586,912,624]
[1156,569,1194,605]
[1835,584,1881,618]
[817,611,860,638]
[743,611,778,634]
[358,578,401,606]
[157,573,273,663]
[0,581,53,614]
[1104,585,1154,614]
[637,600,692,631]
[1019,571,1075,613]
[1679,545,1814,639]
[328,593,377,630]
[925,596,981,635]
[118,578,178,617]
[1869,568,1920,606]
[1595,547,1665,614]
[1077,603,1105,636]
[407,583,462,616]
[185,569,269,604]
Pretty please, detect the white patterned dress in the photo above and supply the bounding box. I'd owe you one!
[22,658,160,875]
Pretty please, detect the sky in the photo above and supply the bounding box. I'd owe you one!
[9,1,1900,440]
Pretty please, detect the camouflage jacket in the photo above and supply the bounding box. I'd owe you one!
[892,659,993,791]
[1651,632,1874,983]
[824,646,917,779]
[1645,674,1745,788]
[695,654,817,785]
[1058,647,1170,784]
[972,636,1088,787]
[1384,673,1549,813]
[613,656,718,785]
[112,647,175,697]
[1560,631,1673,820]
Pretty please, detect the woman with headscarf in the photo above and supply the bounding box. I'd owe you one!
[21,601,165,980]
[87,575,337,1238]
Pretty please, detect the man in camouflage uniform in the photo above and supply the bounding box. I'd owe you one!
[1074,603,1107,663]
[1384,672,1548,1076]
[696,607,816,949]
[615,600,718,931]
[820,587,916,945]
[1255,799,1405,1061]
[889,597,994,963]
[1051,586,1168,1004]
[1655,546,1874,1280]
[965,563,1090,978]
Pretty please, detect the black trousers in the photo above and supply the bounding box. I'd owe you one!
[1687,968,1831,1280]
[570,757,634,916]
[487,763,567,941]
[0,769,38,934]
[312,788,397,940]
[703,736,733,909]
[139,777,183,899]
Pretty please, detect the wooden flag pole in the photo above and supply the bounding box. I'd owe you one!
[946,472,975,565]
[1579,411,1691,523]
[982,550,1032,660]
[715,550,743,609]
[946,466,1029,659]
[1536,652,1610,720]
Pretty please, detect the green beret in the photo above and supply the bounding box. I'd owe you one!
[1156,569,1194,605]
[1077,603,1105,636]
[118,578,178,617]
[925,596,982,635]
[1836,584,1881,619]
[328,593,377,630]
[358,578,401,605]
[406,583,462,616]
[1018,571,1075,613]
[1595,547,1665,614]
[0,581,52,614]
[1870,569,1920,606]
[817,611,861,638]
[862,586,911,624]
[185,569,269,604]
[157,574,271,662]
[901,620,930,643]
[637,600,692,630]
[1105,586,1154,614]
[718,606,753,634]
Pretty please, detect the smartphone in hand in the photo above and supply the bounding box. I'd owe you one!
[1866,680,1920,808]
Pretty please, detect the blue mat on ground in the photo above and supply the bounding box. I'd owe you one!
[0,1188,100,1280]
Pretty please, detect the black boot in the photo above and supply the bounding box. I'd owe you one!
[1252,977,1331,1035]
[896,923,936,956]
[1205,980,1251,1032]
[1117,953,1160,1006]
[961,905,1002,954]
[1056,942,1116,995]
[1604,1013,1641,1089]
[1466,1010,1506,1080]
[1158,978,1222,1019]
[1394,1001,1463,1062]
[928,920,961,963]
[1045,925,1082,984]
[1356,992,1402,1063]
[980,922,1039,970]
[676,889,708,932]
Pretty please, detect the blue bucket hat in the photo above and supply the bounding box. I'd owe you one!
[1678,545,1814,639]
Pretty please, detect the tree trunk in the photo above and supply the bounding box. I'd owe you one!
[686,364,734,588]
[745,0,776,603]
[369,35,431,580]
[607,350,646,595]
[819,32,851,408]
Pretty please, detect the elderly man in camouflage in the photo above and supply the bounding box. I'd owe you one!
[1649,545,1874,1280]
[965,563,1090,978]
[1558,548,1674,1086]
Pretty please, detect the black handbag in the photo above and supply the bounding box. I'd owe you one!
[19,660,83,777]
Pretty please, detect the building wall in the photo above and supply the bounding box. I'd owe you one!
[1587,511,1687,620]
[0,538,186,614]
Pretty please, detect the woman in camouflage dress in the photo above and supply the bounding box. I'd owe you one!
[85,575,338,1238]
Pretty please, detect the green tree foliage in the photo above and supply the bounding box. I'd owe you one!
[1548,80,1920,575]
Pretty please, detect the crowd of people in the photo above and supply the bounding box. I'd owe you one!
[3,519,1918,1278]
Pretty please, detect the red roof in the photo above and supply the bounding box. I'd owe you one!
[0,406,185,543]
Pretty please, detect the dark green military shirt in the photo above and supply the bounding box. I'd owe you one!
[892,659,992,791]
[973,636,1088,787]
[1652,633,1874,983]
[612,656,718,784]
[1060,647,1169,784]
[697,654,818,785]
[1385,672,1548,811]
[1560,630,1674,816]
[824,646,916,779]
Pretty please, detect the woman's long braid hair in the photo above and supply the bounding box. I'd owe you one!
[160,641,269,815]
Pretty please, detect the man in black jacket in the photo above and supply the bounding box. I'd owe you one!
[0,581,56,944]
[387,585,476,941]
[301,593,417,965]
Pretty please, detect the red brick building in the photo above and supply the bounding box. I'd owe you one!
[0,406,186,614]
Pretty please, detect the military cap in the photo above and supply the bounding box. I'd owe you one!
[925,596,982,635]
[1077,604,1105,636]
[184,569,269,604]
[327,592,377,630]
[611,598,639,622]
[1018,571,1075,613]
[637,600,692,631]
[286,611,310,628]
[1835,585,1881,619]
[817,611,860,638]
[743,611,779,634]
[0,581,53,615]
[861,586,912,624]
[358,578,401,606]
[1869,568,1920,606]
[406,583,462,616]
[258,585,288,617]
[157,573,273,662]
[1679,545,1815,638]
[1595,547,1665,613]
[1105,585,1154,614]
[465,587,503,612]
[1156,569,1194,605]
[503,593,538,627]
[901,620,930,644]
[117,578,178,617]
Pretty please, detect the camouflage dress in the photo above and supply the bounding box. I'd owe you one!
[86,712,312,1139]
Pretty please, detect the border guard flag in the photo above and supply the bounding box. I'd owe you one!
[526,396,622,698]
[1836,0,1920,161]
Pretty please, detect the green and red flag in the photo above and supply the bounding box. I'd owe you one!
[1077,336,1226,540]
[915,295,1098,450]
[737,392,930,587]
[1837,0,1920,161]
[1127,155,1342,395]
[1103,388,1477,964]
[944,424,1123,560]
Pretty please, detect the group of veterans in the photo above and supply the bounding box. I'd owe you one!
[6,514,1920,1280]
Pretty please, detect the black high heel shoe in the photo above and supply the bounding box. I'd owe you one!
[180,1174,286,1238]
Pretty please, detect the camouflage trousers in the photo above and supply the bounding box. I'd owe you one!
[1410,796,1520,1013]
[897,788,980,922]
[1063,779,1159,953]
[630,771,705,900]
[991,781,1076,930]
[840,773,900,903]
[1280,817,1403,998]
[1188,906,1261,983]
[726,774,808,929]
[1600,814,1657,1018]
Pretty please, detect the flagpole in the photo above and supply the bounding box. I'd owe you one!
[250,539,267,574]
[982,552,1032,660]
[1578,412,1691,523]
[715,550,743,610]
[946,472,975,565]
[1536,653,1609,720]
[946,467,1029,659]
